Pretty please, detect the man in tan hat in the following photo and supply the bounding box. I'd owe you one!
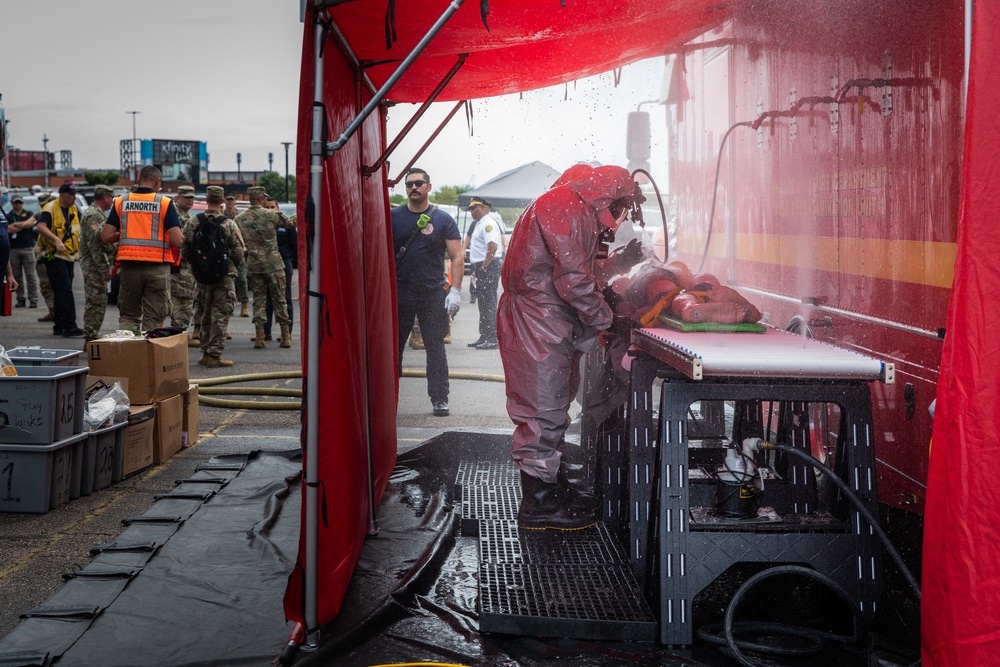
[235,186,292,348]
[181,185,245,367]
[170,185,199,344]
[79,185,118,341]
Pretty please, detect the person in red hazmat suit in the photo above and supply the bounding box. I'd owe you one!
[498,164,642,530]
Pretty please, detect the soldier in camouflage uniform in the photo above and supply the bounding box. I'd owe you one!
[79,185,118,341]
[170,185,199,345]
[34,192,56,322]
[181,186,245,368]
[235,186,291,348]
[225,193,250,318]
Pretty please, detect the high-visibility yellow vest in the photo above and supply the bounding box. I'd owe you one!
[36,201,80,261]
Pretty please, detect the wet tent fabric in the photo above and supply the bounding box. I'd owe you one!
[324,0,730,102]
[457,161,560,209]
[923,2,1000,665]
[283,4,399,626]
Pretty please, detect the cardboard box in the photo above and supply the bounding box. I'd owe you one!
[122,404,155,477]
[181,384,199,447]
[153,394,184,465]
[86,334,189,405]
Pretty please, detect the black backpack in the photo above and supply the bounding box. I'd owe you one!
[189,213,229,284]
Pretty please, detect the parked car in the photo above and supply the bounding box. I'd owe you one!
[1,193,89,216]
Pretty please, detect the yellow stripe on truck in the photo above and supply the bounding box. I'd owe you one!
[677,233,956,289]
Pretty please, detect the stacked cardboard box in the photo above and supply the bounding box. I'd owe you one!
[87,334,191,472]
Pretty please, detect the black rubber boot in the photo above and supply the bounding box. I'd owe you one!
[557,467,599,511]
[518,471,597,531]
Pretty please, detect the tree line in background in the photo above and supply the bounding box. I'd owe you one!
[389,183,521,225]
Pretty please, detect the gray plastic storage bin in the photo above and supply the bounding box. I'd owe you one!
[89,422,127,493]
[6,348,83,367]
[0,432,87,513]
[0,366,87,444]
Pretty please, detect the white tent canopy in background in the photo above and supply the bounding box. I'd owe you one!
[458,161,560,208]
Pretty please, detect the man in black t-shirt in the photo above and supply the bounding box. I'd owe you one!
[391,168,464,417]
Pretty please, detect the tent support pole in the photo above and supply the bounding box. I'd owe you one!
[304,19,326,649]
[363,54,467,176]
[388,101,465,187]
[327,0,466,153]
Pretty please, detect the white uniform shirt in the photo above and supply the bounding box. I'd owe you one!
[469,212,505,263]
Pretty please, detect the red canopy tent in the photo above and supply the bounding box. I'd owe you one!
[283,2,1000,664]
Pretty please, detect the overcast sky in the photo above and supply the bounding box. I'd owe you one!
[1,0,668,191]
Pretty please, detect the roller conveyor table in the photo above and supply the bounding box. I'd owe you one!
[632,326,894,383]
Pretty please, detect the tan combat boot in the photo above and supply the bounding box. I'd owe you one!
[203,356,234,368]
[254,325,266,349]
[188,331,201,347]
[240,301,249,318]
[279,324,292,348]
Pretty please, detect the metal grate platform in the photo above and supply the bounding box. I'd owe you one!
[479,520,626,565]
[460,485,521,536]
[455,460,520,495]
[479,562,657,641]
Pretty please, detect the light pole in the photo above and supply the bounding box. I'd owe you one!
[126,110,141,179]
[42,134,49,189]
[281,142,292,202]
[236,152,242,182]
[268,152,274,173]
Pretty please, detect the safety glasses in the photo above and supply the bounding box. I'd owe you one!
[405,180,427,189]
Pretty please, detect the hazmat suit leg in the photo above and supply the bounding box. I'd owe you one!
[499,293,586,483]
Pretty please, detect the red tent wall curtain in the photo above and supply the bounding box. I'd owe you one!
[283,10,399,626]
[923,2,1000,664]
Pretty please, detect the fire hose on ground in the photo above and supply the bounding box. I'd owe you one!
[192,369,506,410]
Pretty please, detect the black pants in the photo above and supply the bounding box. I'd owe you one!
[474,260,502,343]
[45,259,78,332]
[265,257,294,336]
[397,288,449,401]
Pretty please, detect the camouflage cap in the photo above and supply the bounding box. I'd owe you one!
[206,185,226,199]
[247,186,267,198]
[225,192,237,201]
[94,184,115,197]
[177,185,196,197]
[37,193,54,206]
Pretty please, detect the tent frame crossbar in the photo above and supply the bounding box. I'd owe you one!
[364,54,468,177]
[388,101,466,187]
[326,0,468,154]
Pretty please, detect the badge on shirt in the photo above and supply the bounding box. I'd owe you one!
[485,225,493,232]
[421,223,434,235]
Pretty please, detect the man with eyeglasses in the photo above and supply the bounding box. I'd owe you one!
[392,168,464,417]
